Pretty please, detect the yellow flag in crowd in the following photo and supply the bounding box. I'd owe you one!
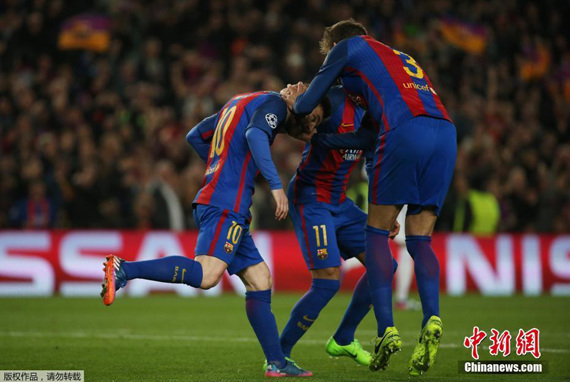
[58,14,110,52]
[439,18,487,55]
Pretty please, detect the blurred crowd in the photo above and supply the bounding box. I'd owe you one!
[0,0,568,232]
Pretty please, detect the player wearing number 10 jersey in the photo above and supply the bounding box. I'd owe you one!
[291,19,457,376]
[101,90,326,377]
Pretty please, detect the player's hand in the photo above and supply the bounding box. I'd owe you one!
[281,82,307,109]
[287,82,307,102]
[271,188,289,221]
[389,221,400,240]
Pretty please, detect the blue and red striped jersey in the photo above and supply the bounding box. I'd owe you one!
[294,35,451,135]
[288,86,366,205]
[193,91,287,217]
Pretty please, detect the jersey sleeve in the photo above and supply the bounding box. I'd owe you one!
[293,39,350,115]
[246,96,288,137]
[245,127,282,190]
[186,113,218,163]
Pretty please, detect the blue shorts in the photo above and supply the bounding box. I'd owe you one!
[369,116,457,216]
[289,199,367,270]
[193,204,263,275]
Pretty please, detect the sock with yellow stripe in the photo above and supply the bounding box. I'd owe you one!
[279,278,340,357]
[121,256,203,288]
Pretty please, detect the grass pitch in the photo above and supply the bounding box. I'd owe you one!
[1,294,569,381]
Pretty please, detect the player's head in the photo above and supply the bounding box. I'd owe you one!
[279,82,330,141]
[284,98,331,143]
[319,18,368,55]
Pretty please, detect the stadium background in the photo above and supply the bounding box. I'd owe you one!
[1,0,569,233]
[1,0,570,380]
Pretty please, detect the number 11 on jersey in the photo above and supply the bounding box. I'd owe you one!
[312,225,328,247]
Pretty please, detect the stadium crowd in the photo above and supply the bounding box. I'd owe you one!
[0,0,568,232]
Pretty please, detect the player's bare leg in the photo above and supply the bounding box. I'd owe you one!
[310,266,340,280]
[405,208,437,236]
[406,208,443,376]
[238,262,312,377]
[367,203,401,230]
[238,261,273,291]
[194,255,227,289]
[366,203,403,371]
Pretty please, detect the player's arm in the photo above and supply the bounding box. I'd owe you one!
[186,113,218,163]
[245,128,282,190]
[245,98,289,220]
[293,40,350,115]
[312,126,377,150]
[313,113,377,150]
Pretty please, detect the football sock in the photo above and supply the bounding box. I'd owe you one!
[280,278,340,357]
[333,258,398,346]
[333,273,370,346]
[245,290,287,369]
[406,235,440,328]
[365,225,395,336]
[121,256,203,288]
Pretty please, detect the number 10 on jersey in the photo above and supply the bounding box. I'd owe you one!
[209,106,237,158]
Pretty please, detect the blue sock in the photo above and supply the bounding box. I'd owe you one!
[333,273,371,346]
[365,225,395,336]
[406,236,440,328]
[280,278,340,357]
[121,256,203,288]
[245,290,287,368]
[333,259,398,345]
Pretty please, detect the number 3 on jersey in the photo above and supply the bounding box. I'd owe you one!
[210,105,237,158]
[393,49,424,79]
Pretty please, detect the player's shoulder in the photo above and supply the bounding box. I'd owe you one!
[256,91,284,104]
[253,91,287,115]
[346,35,393,53]
[246,91,288,132]
[343,35,371,47]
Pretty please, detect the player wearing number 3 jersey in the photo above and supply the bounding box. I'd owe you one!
[289,19,457,376]
[100,90,327,377]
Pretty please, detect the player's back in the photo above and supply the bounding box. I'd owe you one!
[340,35,450,134]
[289,86,365,205]
[194,91,283,217]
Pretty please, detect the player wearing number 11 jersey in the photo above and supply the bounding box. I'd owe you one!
[101,90,326,377]
[290,19,457,376]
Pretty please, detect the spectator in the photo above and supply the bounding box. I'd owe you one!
[9,180,56,228]
[149,160,184,230]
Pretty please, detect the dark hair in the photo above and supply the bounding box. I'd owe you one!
[283,114,303,137]
[319,19,368,55]
[284,97,332,138]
